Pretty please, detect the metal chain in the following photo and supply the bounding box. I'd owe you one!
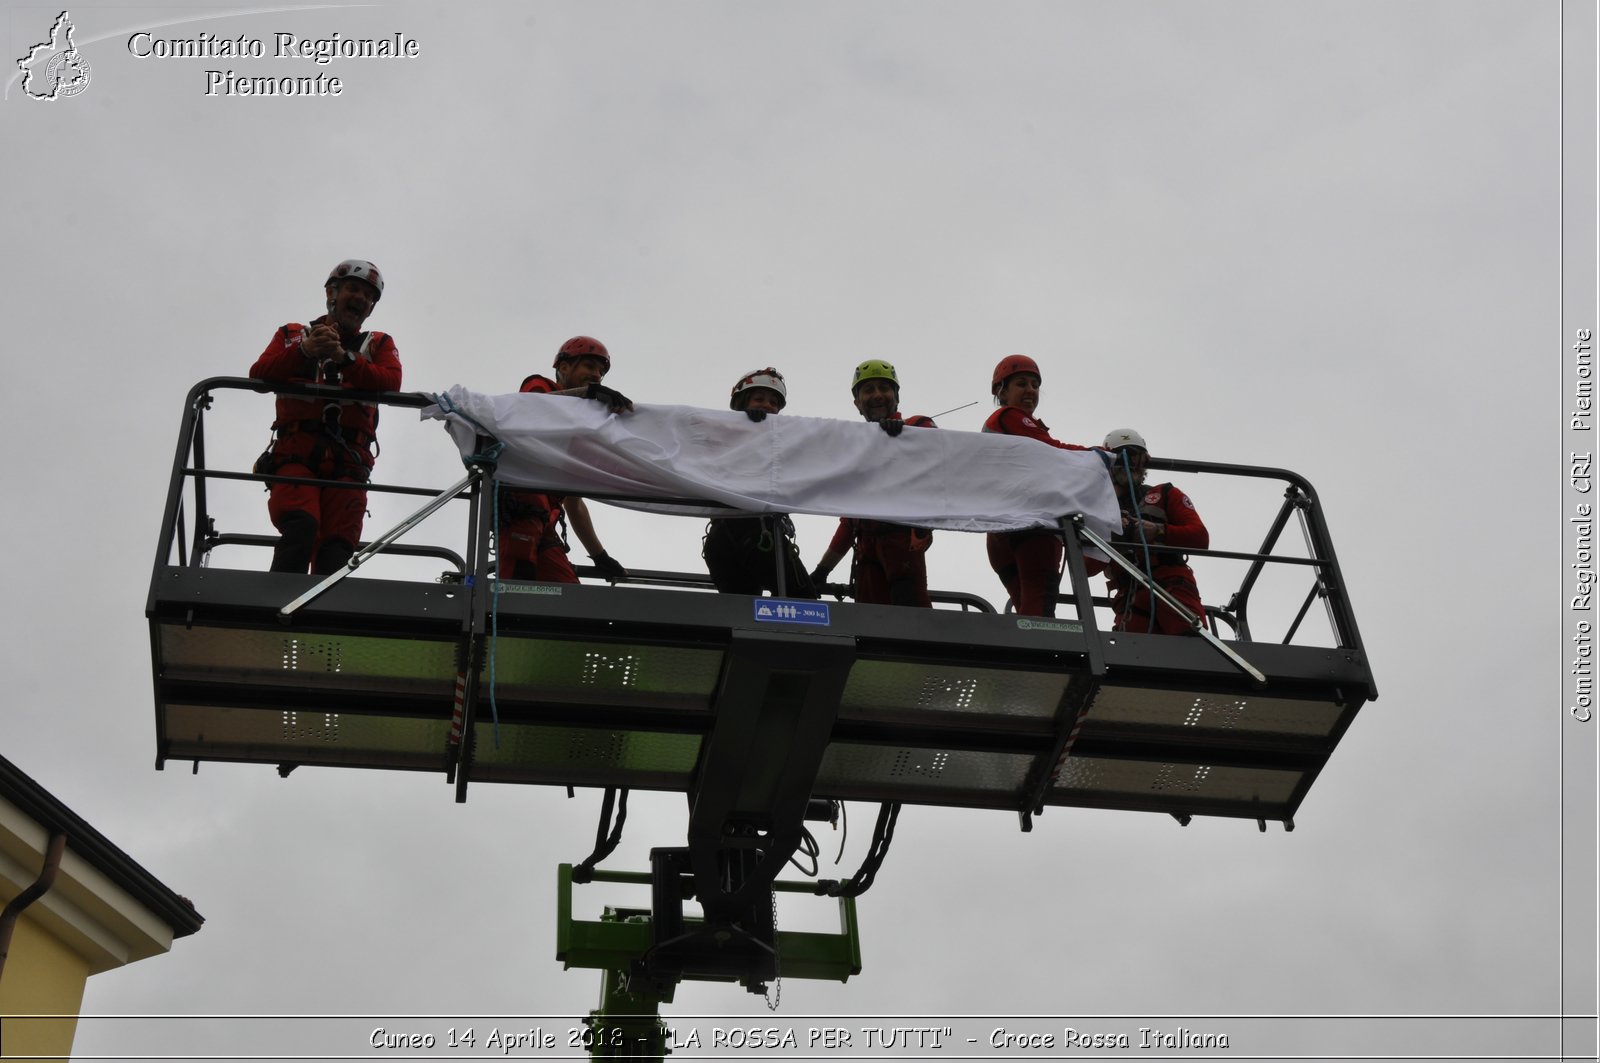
[763,887,782,1011]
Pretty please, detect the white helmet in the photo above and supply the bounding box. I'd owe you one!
[326,259,383,299]
[730,367,788,410]
[1104,427,1148,452]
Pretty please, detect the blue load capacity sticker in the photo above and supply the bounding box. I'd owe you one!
[753,599,831,626]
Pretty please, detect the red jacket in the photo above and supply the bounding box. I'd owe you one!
[982,405,1108,580]
[981,405,1089,450]
[1109,481,1208,583]
[249,319,402,447]
[499,374,564,528]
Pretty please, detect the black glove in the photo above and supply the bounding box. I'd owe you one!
[584,382,634,413]
[878,418,904,437]
[590,552,628,583]
[745,408,769,422]
[808,568,829,588]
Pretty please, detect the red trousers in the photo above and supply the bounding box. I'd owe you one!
[264,436,371,574]
[853,529,931,608]
[1111,572,1204,635]
[497,517,578,584]
[986,530,1064,617]
[268,474,366,545]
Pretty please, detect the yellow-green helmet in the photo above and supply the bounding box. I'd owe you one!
[851,359,899,394]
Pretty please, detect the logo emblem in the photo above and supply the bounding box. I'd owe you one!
[1017,618,1082,633]
[17,11,92,101]
[494,582,564,596]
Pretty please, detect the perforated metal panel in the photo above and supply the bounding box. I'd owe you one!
[814,743,1034,802]
[158,626,458,694]
[469,724,702,786]
[163,704,451,768]
[839,660,1069,721]
[488,638,722,711]
[1086,685,1344,738]
[1053,755,1302,806]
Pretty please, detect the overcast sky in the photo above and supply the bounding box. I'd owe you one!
[1,1,1589,1059]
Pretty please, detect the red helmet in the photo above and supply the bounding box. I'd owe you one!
[991,354,1041,395]
[554,335,610,372]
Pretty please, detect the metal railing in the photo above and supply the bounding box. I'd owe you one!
[153,378,1364,652]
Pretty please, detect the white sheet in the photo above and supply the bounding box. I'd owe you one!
[426,386,1121,538]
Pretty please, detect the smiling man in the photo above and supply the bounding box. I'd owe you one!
[808,359,937,607]
[249,260,402,574]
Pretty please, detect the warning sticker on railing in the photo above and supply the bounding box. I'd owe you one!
[753,599,831,626]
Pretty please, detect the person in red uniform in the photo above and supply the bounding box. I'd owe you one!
[497,335,631,584]
[1102,428,1208,635]
[250,259,402,574]
[981,354,1097,617]
[808,359,936,608]
[701,368,818,598]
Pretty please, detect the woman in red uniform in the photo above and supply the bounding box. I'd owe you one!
[982,355,1093,617]
[497,336,630,584]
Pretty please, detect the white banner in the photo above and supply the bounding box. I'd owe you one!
[427,386,1121,537]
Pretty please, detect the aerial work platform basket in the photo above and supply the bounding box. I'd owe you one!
[149,379,1374,827]
[146,378,1376,1006]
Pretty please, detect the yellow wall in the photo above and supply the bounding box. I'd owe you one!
[0,915,88,1060]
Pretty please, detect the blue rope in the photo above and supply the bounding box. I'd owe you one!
[1119,449,1157,633]
[1120,450,1155,575]
[468,439,505,469]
